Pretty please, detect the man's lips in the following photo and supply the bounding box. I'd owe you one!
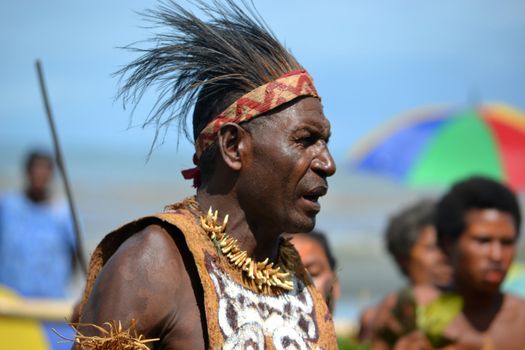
[302,186,327,201]
[483,268,506,283]
[300,186,328,211]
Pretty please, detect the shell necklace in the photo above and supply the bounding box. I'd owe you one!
[199,207,295,292]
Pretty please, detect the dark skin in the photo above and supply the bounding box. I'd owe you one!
[370,209,525,350]
[25,157,53,203]
[78,97,336,349]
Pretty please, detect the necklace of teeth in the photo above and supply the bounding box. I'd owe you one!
[200,207,294,292]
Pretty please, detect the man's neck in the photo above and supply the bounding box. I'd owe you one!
[25,188,48,204]
[196,191,281,262]
[453,282,504,331]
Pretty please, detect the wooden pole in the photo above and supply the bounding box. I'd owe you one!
[35,60,87,275]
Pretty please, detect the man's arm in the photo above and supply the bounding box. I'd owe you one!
[78,224,187,346]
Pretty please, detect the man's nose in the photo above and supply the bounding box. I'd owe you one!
[489,241,502,262]
[312,144,336,177]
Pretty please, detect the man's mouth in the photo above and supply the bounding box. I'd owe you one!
[301,186,328,210]
[303,194,320,203]
[483,267,506,284]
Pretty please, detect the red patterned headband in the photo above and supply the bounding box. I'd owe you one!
[182,69,319,187]
[195,69,319,158]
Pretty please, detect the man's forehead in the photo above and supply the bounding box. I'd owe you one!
[284,98,330,130]
[465,209,515,225]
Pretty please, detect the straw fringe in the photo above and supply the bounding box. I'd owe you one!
[56,319,159,350]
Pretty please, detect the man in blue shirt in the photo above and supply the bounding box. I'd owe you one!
[0,150,78,349]
[0,150,76,298]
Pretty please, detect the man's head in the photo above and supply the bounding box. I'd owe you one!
[24,150,54,201]
[118,1,335,232]
[287,231,339,313]
[232,98,334,233]
[386,199,452,287]
[436,176,521,294]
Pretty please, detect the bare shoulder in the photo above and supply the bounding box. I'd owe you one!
[503,293,525,321]
[506,293,525,306]
[80,224,189,335]
[482,293,525,349]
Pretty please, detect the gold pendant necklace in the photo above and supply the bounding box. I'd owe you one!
[199,207,295,292]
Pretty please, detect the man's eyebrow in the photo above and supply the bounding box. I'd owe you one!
[295,122,331,136]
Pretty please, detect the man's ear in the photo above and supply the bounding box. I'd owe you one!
[216,123,249,171]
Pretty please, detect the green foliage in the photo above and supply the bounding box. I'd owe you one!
[337,337,371,350]
[416,293,463,348]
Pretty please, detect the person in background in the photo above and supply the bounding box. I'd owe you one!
[385,200,452,289]
[359,199,452,346]
[0,150,76,299]
[428,176,525,349]
[287,230,340,313]
[287,231,368,350]
[371,177,525,349]
[0,150,77,350]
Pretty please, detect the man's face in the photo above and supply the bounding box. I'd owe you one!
[238,97,335,233]
[449,209,517,294]
[290,234,338,310]
[27,157,53,193]
[406,225,452,287]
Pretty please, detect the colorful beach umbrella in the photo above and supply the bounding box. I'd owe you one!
[350,103,525,192]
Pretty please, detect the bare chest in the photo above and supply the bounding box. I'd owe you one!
[444,308,525,350]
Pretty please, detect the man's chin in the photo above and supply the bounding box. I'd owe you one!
[285,214,316,233]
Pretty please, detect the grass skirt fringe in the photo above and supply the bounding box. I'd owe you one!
[56,319,159,350]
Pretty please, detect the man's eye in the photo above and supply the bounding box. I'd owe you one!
[502,238,515,246]
[297,135,317,146]
[473,237,491,244]
[307,264,322,276]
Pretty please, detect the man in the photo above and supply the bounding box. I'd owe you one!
[372,177,525,349]
[0,150,76,299]
[75,1,337,349]
[359,200,452,345]
[431,176,525,349]
[287,231,340,313]
[0,150,77,350]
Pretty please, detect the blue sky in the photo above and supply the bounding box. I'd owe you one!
[1,0,524,163]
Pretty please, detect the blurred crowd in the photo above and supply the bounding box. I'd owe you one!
[290,176,525,349]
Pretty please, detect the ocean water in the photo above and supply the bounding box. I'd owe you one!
[2,144,525,324]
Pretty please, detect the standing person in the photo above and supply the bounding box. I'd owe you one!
[0,150,77,350]
[371,177,525,349]
[75,1,337,349]
[0,150,76,299]
[360,200,452,346]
